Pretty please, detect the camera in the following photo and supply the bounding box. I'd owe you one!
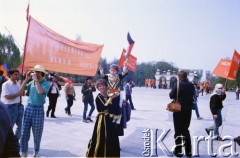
[31,72,37,81]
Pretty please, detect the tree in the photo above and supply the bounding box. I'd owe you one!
[0,33,21,68]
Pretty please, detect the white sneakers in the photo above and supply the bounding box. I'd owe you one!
[33,152,40,157]
[21,152,40,157]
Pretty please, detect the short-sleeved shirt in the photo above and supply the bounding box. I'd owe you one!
[26,79,50,105]
[1,80,20,104]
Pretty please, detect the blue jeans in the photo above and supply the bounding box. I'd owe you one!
[65,95,74,115]
[7,103,24,140]
[206,109,222,136]
[193,101,200,118]
[83,101,95,120]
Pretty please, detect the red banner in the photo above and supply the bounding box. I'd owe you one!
[118,49,137,72]
[23,16,103,76]
[212,59,233,80]
[17,64,30,75]
[228,50,240,80]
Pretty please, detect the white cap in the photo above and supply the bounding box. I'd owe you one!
[215,83,223,89]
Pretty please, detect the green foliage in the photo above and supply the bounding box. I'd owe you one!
[132,61,179,86]
[0,33,21,68]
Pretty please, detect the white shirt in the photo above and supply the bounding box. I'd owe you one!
[50,83,59,94]
[1,79,20,104]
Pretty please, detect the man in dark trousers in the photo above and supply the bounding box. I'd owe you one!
[169,70,195,157]
[81,77,96,123]
[125,79,136,110]
[205,83,226,141]
[0,101,20,157]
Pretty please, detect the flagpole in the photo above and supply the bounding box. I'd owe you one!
[21,2,31,77]
[224,78,228,89]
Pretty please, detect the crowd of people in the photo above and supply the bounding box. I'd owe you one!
[1,65,240,157]
[0,63,134,157]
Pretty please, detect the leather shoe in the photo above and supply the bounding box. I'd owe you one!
[51,115,57,118]
[212,136,222,141]
[234,136,240,146]
[205,128,210,135]
[46,111,49,117]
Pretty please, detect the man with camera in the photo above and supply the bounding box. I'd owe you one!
[19,65,50,157]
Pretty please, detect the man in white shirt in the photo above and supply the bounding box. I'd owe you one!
[1,69,23,140]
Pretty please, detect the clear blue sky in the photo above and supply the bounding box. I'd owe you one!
[1,0,240,71]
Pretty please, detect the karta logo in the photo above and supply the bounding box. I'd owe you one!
[142,129,239,157]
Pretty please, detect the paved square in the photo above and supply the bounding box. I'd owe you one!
[19,87,240,157]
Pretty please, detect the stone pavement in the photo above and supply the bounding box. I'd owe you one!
[18,87,240,157]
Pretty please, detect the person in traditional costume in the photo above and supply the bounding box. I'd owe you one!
[86,79,120,157]
[98,64,128,123]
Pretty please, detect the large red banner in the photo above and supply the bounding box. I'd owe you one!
[23,16,103,76]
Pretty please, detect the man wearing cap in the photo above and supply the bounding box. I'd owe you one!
[81,77,96,123]
[19,65,50,157]
[205,83,226,141]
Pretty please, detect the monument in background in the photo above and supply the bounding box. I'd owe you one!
[154,69,204,89]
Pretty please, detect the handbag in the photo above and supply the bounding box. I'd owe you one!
[166,81,181,112]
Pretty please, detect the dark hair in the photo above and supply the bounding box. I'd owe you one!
[0,70,3,75]
[8,69,19,75]
[110,64,119,72]
[96,79,107,89]
[86,76,93,81]
[127,79,131,83]
[178,70,187,81]
[49,75,57,82]
[40,72,45,77]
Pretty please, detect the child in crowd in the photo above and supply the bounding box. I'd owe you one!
[98,63,128,123]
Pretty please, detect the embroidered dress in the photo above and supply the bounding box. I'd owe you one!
[102,73,127,120]
[86,93,120,157]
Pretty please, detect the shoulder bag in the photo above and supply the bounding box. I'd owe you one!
[166,81,181,112]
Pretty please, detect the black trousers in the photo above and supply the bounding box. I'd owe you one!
[173,109,192,156]
[126,95,135,109]
[47,94,59,116]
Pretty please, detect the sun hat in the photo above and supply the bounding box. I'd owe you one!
[29,65,48,74]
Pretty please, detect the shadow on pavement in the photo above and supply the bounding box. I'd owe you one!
[40,148,79,157]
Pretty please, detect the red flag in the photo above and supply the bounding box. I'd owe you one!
[119,49,137,72]
[228,50,240,80]
[212,59,233,80]
[23,16,103,76]
[16,64,30,75]
[26,4,29,21]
